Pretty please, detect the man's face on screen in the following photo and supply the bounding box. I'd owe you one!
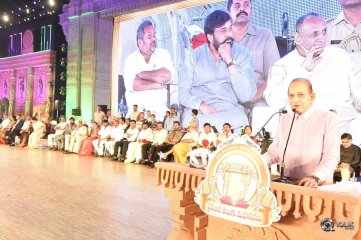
[340,0,361,8]
[229,0,252,24]
[138,25,156,57]
[211,20,234,50]
[295,17,327,57]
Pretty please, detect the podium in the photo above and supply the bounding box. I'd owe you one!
[155,162,361,240]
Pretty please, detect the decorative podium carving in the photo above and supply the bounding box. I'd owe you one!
[156,162,361,240]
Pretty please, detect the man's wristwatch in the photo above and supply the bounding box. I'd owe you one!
[308,175,321,185]
[226,59,236,67]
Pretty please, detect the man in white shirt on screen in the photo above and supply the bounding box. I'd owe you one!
[123,20,174,116]
[264,12,361,144]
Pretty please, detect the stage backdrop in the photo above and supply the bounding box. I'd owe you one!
[111,0,340,131]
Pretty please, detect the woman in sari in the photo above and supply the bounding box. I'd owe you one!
[78,122,99,156]
[160,121,199,163]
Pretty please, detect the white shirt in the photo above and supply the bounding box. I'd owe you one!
[197,132,217,146]
[123,48,174,114]
[110,126,124,141]
[0,118,10,129]
[152,128,168,145]
[21,120,31,130]
[137,128,154,142]
[125,127,139,142]
[217,132,235,146]
[181,130,200,148]
[77,126,88,136]
[55,122,67,135]
[94,111,105,126]
[98,126,112,140]
[264,47,358,129]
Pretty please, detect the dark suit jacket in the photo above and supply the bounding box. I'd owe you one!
[10,120,24,135]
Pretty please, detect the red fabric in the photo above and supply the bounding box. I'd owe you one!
[141,139,148,144]
[191,34,207,49]
[202,139,209,148]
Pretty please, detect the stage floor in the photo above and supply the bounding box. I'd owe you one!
[0,144,172,240]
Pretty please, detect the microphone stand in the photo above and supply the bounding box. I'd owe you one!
[255,110,287,140]
[273,110,296,184]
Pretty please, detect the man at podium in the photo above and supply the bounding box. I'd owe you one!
[263,79,340,188]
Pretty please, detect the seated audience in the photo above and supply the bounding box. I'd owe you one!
[125,122,153,163]
[78,122,99,156]
[334,133,361,181]
[92,120,112,157]
[28,117,45,149]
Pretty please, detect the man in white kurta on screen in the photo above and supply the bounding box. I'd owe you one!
[123,20,175,117]
[263,79,340,188]
[179,10,256,131]
[264,12,361,145]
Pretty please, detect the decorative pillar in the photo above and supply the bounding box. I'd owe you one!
[8,70,16,115]
[46,65,54,119]
[25,67,34,115]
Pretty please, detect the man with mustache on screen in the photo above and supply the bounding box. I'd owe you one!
[227,0,280,107]
[179,10,256,131]
[264,13,361,144]
[123,20,174,117]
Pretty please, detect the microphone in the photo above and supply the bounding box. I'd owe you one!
[273,108,296,184]
[255,110,287,140]
[282,12,289,37]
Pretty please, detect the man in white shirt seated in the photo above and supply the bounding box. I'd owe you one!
[92,120,112,157]
[140,122,168,166]
[216,123,235,148]
[69,121,89,153]
[188,123,218,166]
[67,121,83,153]
[104,119,124,156]
[112,120,139,161]
[125,122,154,163]
[264,12,360,144]
[0,114,10,130]
[19,115,32,147]
[48,116,67,150]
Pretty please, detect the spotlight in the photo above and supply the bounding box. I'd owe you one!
[60,72,67,81]
[60,58,67,67]
[3,14,9,22]
[60,43,67,53]
[49,0,55,7]
[59,86,66,96]
[26,9,30,14]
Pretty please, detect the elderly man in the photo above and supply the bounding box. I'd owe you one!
[264,12,361,144]
[123,20,174,115]
[227,0,280,107]
[48,116,66,150]
[179,10,256,131]
[263,79,340,188]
